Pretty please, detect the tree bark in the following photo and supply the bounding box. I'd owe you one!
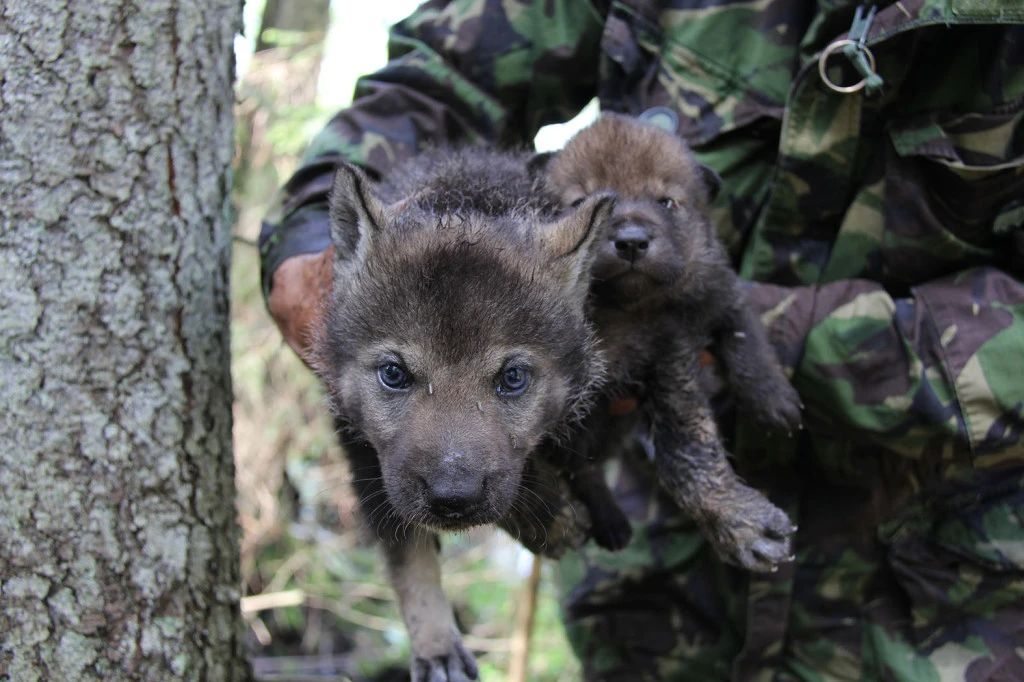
[0,2,245,680]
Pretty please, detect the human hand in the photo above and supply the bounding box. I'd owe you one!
[266,247,334,364]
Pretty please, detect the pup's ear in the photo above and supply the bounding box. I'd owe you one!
[542,193,616,297]
[329,162,386,263]
[526,151,555,178]
[697,164,722,203]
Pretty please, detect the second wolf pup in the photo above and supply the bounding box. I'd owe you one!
[539,114,802,571]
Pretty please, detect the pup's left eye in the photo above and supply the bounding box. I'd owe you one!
[658,197,675,209]
[570,197,586,208]
[497,366,531,397]
[378,362,413,390]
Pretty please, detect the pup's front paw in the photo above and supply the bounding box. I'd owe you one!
[746,375,802,434]
[591,503,633,551]
[411,637,479,682]
[500,490,591,559]
[539,499,592,558]
[704,485,795,573]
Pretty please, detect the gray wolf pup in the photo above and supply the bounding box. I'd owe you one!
[537,113,802,571]
[311,147,613,681]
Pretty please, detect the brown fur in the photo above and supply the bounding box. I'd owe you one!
[310,147,614,680]
[313,150,614,535]
[538,114,803,571]
[548,115,710,209]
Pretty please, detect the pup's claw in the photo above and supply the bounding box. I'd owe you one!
[411,638,479,682]
[704,485,795,574]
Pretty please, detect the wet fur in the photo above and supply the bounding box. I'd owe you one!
[311,147,612,680]
[538,114,802,571]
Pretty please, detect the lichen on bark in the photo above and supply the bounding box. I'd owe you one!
[0,1,246,679]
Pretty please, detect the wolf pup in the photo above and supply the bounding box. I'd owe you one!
[538,113,803,571]
[310,147,613,682]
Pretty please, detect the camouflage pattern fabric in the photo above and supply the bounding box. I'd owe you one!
[260,0,1024,679]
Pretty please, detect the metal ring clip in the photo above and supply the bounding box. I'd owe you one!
[818,39,877,94]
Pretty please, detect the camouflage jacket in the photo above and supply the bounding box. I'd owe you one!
[261,1,1024,679]
[263,0,1024,466]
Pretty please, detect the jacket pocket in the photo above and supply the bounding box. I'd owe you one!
[882,105,1024,286]
[881,466,1024,647]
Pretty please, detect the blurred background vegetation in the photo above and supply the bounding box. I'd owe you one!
[231,2,594,680]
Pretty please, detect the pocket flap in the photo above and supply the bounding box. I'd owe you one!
[889,107,1024,171]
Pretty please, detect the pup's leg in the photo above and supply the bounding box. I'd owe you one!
[651,341,794,572]
[568,461,633,551]
[497,455,591,558]
[555,410,633,551]
[384,532,479,682]
[502,419,631,553]
[715,289,802,433]
[339,428,477,681]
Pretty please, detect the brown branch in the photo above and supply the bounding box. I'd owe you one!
[507,554,543,682]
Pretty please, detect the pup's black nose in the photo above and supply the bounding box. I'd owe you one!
[424,473,486,518]
[613,225,651,262]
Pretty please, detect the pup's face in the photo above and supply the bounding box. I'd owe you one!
[585,195,701,303]
[342,338,571,531]
[545,114,720,306]
[314,164,612,532]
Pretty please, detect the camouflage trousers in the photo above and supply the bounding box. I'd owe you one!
[556,441,1024,681]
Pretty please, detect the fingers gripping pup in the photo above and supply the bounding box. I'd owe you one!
[310,148,613,681]
[537,114,803,571]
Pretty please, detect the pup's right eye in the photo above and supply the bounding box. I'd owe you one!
[497,365,531,397]
[378,363,412,390]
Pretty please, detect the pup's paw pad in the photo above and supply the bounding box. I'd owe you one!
[412,639,479,682]
[591,506,633,551]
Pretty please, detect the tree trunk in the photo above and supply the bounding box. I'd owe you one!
[0,2,245,680]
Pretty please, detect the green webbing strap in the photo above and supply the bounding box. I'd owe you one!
[841,5,884,96]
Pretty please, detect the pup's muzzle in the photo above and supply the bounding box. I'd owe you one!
[612,224,651,263]
[421,470,486,519]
